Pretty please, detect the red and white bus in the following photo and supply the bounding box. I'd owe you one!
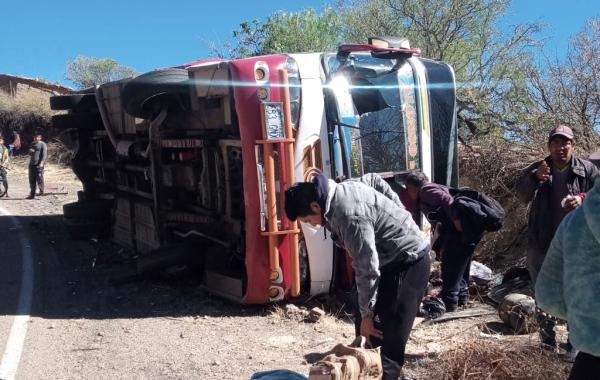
[51,37,458,304]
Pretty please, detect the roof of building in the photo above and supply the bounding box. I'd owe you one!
[0,74,73,95]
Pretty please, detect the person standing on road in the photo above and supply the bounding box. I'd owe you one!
[516,125,599,349]
[403,172,484,313]
[535,178,600,379]
[9,130,21,156]
[285,173,430,380]
[0,135,10,197]
[27,131,47,199]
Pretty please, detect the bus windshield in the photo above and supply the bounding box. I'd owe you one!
[324,53,421,175]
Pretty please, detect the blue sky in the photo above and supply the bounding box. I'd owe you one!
[0,0,598,87]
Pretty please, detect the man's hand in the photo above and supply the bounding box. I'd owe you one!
[38,161,44,168]
[536,160,551,182]
[360,317,383,347]
[452,218,462,232]
[562,195,582,211]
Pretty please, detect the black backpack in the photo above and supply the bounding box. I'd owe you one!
[449,187,505,232]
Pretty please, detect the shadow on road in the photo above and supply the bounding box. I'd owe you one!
[0,214,265,321]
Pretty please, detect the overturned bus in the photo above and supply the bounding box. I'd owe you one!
[50,37,458,304]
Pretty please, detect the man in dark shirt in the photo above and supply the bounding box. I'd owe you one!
[516,125,599,349]
[404,171,481,313]
[26,132,47,199]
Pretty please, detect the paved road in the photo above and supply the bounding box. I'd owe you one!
[0,205,31,380]
[0,176,210,379]
[0,165,352,379]
[0,173,79,379]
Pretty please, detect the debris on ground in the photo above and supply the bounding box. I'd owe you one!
[286,304,301,315]
[309,337,381,380]
[423,306,497,325]
[498,293,537,334]
[420,297,446,320]
[307,307,326,323]
[470,260,493,285]
[488,265,532,304]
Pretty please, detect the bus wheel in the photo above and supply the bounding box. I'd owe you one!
[121,68,190,119]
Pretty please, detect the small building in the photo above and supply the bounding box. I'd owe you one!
[0,74,72,98]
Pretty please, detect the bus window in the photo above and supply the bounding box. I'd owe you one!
[326,54,421,176]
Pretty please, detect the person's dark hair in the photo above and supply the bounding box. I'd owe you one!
[405,171,429,188]
[284,182,318,221]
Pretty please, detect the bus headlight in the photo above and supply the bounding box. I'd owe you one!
[257,86,270,101]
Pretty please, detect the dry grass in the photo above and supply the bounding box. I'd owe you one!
[0,86,69,150]
[45,140,74,165]
[0,90,55,117]
[413,338,570,380]
[460,136,600,269]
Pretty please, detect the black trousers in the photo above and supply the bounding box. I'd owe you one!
[28,165,44,195]
[0,166,7,194]
[569,352,600,380]
[354,249,431,380]
[440,232,479,311]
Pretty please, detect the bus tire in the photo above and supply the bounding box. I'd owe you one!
[121,68,190,119]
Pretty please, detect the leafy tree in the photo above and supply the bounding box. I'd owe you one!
[65,56,137,89]
[524,18,600,153]
[215,7,345,59]
[343,0,541,144]
[221,1,540,144]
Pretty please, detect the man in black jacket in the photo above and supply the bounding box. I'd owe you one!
[516,125,599,349]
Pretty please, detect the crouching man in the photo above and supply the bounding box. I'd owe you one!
[285,173,430,380]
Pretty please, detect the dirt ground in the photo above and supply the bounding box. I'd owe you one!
[0,157,573,379]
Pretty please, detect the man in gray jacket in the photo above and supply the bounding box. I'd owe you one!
[285,173,430,380]
[516,125,599,348]
[26,131,47,199]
